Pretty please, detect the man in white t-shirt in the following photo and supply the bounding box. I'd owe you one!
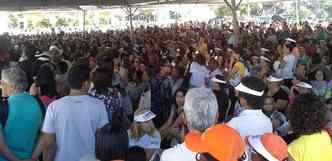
[161,88,218,161]
[30,64,109,161]
[228,76,273,161]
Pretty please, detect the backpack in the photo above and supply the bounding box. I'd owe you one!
[0,96,46,128]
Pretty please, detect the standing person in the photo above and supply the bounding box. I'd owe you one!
[161,88,218,161]
[0,67,43,161]
[206,58,223,88]
[288,94,332,161]
[89,67,121,122]
[189,54,209,88]
[277,38,297,88]
[30,63,109,161]
[227,76,272,161]
[150,59,173,129]
[211,75,231,122]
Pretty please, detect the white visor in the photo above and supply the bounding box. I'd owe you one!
[260,56,271,62]
[296,82,312,89]
[248,136,279,161]
[211,77,226,84]
[285,38,296,43]
[261,48,270,52]
[134,111,156,123]
[235,83,264,96]
[215,47,222,51]
[266,76,283,82]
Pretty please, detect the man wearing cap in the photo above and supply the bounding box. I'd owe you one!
[161,88,219,161]
[266,76,289,114]
[228,76,273,161]
[185,124,246,161]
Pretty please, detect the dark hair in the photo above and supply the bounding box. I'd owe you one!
[66,63,90,90]
[284,40,297,52]
[35,65,57,97]
[127,146,146,161]
[289,94,328,136]
[91,67,112,91]
[195,54,206,66]
[95,123,129,161]
[314,69,327,81]
[238,77,266,109]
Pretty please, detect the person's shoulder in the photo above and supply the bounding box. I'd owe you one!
[161,143,195,161]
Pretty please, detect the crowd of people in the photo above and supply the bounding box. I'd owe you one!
[0,20,332,161]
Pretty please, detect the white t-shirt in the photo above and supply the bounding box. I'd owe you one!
[128,130,161,149]
[189,62,209,87]
[42,95,109,161]
[280,54,296,79]
[228,109,273,161]
[160,143,196,161]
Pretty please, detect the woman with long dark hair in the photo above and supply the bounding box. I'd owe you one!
[211,75,231,122]
[160,88,187,149]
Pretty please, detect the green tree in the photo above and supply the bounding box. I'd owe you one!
[56,17,69,27]
[215,5,232,17]
[99,17,108,25]
[27,20,33,29]
[8,14,18,28]
[37,18,52,28]
[320,0,332,18]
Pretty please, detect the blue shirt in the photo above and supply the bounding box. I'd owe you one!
[0,92,43,160]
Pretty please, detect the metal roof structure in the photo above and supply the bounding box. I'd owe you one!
[0,0,290,11]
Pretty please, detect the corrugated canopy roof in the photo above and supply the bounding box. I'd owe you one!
[0,0,289,11]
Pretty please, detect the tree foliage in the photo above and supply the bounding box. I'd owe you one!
[56,17,69,27]
[37,18,52,28]
[8,14,18,28]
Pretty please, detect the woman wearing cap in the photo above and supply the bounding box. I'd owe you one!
[277,38,297,88]
[266,76,289,114]
[128,109,161,157]
[288,94,332,161]
[247,133,290,161]
[258,55,272,81]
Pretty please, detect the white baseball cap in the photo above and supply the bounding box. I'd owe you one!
[285,38,296,43]
[261,48,270,52]
[260,56,271,62]
[266,76,283,82]
[295,82,312,89]
[134,110,156,123]
[235,83,264,96]
[211,77,226,84]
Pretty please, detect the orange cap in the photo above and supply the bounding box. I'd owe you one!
[185,124,245,161]
[248,133,288,161]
